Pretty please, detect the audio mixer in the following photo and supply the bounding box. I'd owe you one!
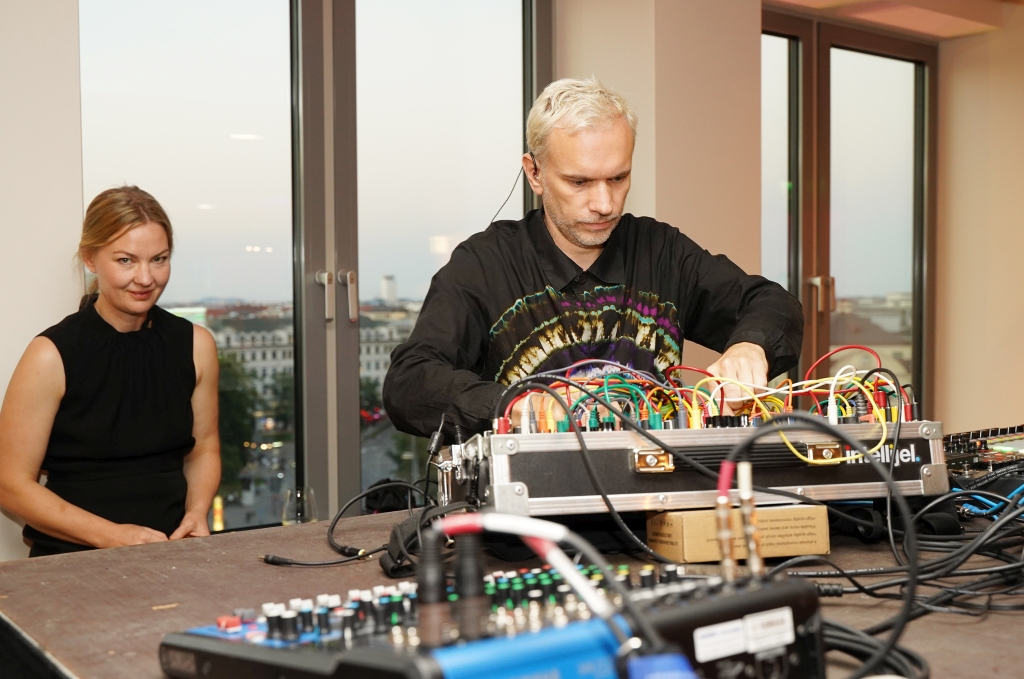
[161,566,823,679]
[161,518,826,679]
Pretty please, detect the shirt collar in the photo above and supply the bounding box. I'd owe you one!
[526,208,627,289]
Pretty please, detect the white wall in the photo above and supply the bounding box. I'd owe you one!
[0,1,84,561]
[654,1,763,370]
[552,0,657,218]
[933,3,1024,432]
[552,0,763,370]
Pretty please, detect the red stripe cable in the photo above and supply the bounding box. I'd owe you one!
[718,461,736,497]
[504,391,531,420]
[437,514,483,536]
[802,345,882,382]
[666,365,715,380]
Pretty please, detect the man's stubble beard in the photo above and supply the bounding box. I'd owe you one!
[542,194,622,249]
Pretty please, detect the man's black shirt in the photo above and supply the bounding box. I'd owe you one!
[383,208,803,438]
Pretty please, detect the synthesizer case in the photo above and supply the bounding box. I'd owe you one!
[443,421,948,516]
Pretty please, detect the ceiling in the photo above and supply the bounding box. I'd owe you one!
[763,0,1015,40]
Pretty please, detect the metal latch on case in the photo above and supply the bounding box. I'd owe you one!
[806,442,843,465]
[630,450,675,473]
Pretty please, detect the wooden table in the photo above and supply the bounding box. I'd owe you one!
[0,511,1021,678]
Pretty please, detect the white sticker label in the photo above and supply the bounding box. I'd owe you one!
[693,619,746,663]
[743,607,795,654]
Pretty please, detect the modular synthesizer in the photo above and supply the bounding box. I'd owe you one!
[437,421,947,516]
[432,353,948,516]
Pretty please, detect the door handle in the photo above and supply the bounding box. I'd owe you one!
[337,270,359,323]
[314,270,334,321]
[807,276,836,313]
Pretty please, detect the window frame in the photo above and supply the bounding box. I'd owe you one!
[296,0,544,516]
[762,10,937,415]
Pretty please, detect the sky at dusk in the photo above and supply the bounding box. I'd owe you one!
[762,37,916,299]
[79,0,522,306]
[81,2,913,307]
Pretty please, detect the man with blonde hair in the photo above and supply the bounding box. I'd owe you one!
[384,78,802,438]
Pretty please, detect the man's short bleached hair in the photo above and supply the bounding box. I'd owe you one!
[526,77,638,160]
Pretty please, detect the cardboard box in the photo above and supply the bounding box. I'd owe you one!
[647,504,830,563]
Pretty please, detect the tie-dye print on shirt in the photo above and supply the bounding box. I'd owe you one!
[383,209,803,437]
[487,285,683,385]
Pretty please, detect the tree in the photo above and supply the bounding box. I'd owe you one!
[218,355,259,493]
[266,371,294,432]
[361,376,382,411]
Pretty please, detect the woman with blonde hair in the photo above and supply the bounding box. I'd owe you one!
[0,186,221,557]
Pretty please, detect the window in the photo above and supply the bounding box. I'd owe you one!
[760,34,794,292]
[762,13,936,408]
[355,0,524,491]
[80,0,298,529]
[829,48,916,388]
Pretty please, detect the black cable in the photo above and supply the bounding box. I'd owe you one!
[860,368,905,567]
[499,381,675,563]
[260,481,433,568]
[329,481,431,555]
[399,501,474,568]
[559,528,669,653]
[497,374,897,537]
[496,365,1024,670]
[822,619,930,679]
[711,413,918,679]
[259,545,387,567]
[489,166,524,224]
[497,374,932,581]
[774,499,1024,628]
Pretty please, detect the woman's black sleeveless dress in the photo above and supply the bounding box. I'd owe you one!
[23,299,196,557]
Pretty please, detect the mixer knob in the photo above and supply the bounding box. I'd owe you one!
[317,608,331,634]
[265,604,284,640]
[299,600,315,633]
[280,610,299,641]
[662,563,679,583]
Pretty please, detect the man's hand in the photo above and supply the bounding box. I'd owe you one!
[707,342,769,415]
[169,511,211,540]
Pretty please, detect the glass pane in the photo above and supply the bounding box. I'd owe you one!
[356,0,522,492]
[761,34,792,290]
[79,0,296,529]
[829,48,915,388]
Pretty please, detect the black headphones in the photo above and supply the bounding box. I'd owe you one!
[530,151,539,177]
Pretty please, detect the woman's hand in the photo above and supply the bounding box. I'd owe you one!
[169,511,211,540]
[110,524,169,547]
